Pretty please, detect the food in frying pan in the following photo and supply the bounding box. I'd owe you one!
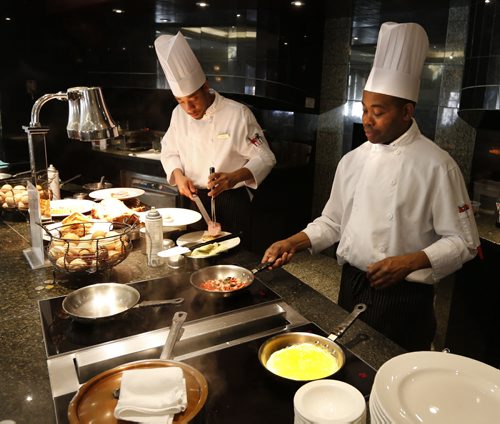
[265,342,339,380]
[199,276,247,292]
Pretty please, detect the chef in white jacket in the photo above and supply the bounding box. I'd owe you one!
[155,32,276,244]
[262,22,480,350]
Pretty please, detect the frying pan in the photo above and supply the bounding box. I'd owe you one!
[62,283,184,321]
[258,303,367,382]
[68,311,209,424]
[189,261,273,296]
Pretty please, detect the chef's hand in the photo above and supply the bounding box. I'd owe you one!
[261,232,312,269]
[173,169,197,200]
[207,168,254,197]
[366,251,431,289]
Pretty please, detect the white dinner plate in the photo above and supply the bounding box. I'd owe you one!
[89,187,145,200]
[374,351,500,423]
[176,230,240,258]
[138,208,202,227]
[50,199,94,217]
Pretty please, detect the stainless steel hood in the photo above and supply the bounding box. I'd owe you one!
[458,0,500,130]
[458,85,500,130]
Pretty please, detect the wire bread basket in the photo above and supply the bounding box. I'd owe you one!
[44,221,133,274]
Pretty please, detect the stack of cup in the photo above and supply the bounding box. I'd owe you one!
[294,380,366,424]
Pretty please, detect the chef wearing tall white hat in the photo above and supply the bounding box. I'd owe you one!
[262,22,480,351]
[155,32,276,247]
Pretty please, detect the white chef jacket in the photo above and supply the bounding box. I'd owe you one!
[161,90,276,189]
[304,120,480,284]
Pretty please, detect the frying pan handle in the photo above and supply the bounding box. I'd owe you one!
[136,298,184,308]
[160,311,187,360]
[250,261,274,274]
[329,303,367,340]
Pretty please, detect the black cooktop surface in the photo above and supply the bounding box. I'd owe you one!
[53,322,375,424]
[39,270,281,357]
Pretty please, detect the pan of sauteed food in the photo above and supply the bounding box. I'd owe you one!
[189,262,273,296]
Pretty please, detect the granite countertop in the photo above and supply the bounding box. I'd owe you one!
[0,217,402,423]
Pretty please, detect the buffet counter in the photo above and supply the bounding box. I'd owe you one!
[0,217,403,423]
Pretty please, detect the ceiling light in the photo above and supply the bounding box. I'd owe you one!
[5,17,12,21]
[236,14,241,18]
[291,1,305,6]
[196,2,210,7]
[112,8,125,14]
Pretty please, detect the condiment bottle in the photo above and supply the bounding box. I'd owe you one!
[145,207,163,267]
[47,164,60,200]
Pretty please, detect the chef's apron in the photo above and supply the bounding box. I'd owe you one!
[338,263,436,351]
[181,187,252,249]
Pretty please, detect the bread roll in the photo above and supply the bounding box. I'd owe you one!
[68,258,87,271]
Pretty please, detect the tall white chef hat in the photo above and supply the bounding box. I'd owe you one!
[364,22,429,102]
[154,32,206,98]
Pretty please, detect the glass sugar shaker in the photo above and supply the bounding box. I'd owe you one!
[145,207,163,267]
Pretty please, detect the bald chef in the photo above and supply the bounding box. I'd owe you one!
[262,22,480,351]
[155,32,276,246]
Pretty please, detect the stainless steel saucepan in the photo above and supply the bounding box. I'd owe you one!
[258,303,367,382]
[62,282,184,321]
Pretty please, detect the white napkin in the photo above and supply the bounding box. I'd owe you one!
[114,367,187,424]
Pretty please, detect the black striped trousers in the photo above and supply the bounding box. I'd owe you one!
[180,187,252,249]
[338,263,436,351]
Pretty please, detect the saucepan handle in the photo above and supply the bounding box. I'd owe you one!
[328,303,367,341]
[160,311,188,360]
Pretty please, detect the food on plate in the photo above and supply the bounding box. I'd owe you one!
[265,343,339,380]
[189,242,227,258]
[91,198,140,225]
[206,221,222,237]
[199,276,248,292]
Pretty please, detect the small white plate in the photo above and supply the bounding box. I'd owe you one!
[138,208,202,227]
[89,187,145,200]
[50,199,94,217]
[176,231,240,258]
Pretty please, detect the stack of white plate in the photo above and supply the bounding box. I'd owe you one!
[369,351,500,423]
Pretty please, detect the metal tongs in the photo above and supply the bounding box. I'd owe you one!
[209,166,216,224]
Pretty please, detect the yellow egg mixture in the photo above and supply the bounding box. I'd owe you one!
[266,342,339,380]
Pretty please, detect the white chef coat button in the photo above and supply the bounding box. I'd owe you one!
[395,149,401,155]
[379,246,387,253]
[387,213,393,220]
[391,179,396,186]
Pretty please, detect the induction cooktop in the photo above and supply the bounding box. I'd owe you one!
[39,271,281,357]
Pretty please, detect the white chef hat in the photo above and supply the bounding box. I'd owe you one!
[364,22,429,102]
[154,32,206,98]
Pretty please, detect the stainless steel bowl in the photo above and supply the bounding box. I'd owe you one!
[82,182,113,191]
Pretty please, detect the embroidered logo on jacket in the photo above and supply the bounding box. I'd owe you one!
[248,133,264,146]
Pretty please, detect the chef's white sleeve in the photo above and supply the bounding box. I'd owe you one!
[160,111,184,186]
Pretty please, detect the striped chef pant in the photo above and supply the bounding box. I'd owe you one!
[338,263,436,351]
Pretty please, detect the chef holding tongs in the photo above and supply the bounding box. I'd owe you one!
[155,32,276,247]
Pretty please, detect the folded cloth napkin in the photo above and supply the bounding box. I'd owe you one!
[114,367,187,424]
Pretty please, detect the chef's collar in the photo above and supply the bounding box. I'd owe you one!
[200,89,219,121]
[370,119,418,151]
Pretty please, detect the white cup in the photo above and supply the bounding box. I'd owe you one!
[294,380,366,424]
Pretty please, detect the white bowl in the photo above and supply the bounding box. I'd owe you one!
[294,380,366,424]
